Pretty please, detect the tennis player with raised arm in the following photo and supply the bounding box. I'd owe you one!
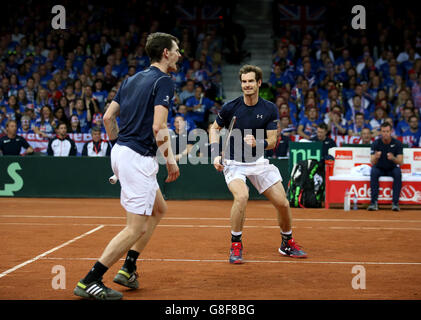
[209,65,307,264]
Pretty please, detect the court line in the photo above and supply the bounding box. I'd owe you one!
[39,256,421,266]
[0,225,104,279]
[1,222,421,231]
[1,214,421,223]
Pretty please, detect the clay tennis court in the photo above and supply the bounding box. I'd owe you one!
[0,198,420,300]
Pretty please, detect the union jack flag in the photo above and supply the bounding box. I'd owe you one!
[278,5,326,35]
[175,5,223,34]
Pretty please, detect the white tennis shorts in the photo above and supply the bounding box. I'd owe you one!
[223,158,282,194]
[111,144,159,215]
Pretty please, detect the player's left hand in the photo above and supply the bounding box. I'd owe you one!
[165,162,180,183]
[244,134,256,147]
[387,152,395,161]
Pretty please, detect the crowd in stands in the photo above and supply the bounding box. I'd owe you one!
[1,1,420,159]
[266,0,421,160]
[0,0,236,156]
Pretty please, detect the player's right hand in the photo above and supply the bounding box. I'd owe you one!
[165,162,180,183]
[375,151,382,159]
[213,156,224,172]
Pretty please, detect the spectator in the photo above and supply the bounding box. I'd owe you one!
[33,105,56,138]
[402,115,421,147]
[370,105,388,137]
[0,120,34,156]
[174,104,196,133]
[345,95,370,124]
[185,85,214,129]
[265,120,290,158]
[179,79,196,104]
[47,122,77,156]
[326,106,347,136]
[347,112,372,136]
[311,123,336,159]
[92,79,108,111]
[279,114,296,136]
[297,105,321,140]
[69,115,82,134]
[169,115,194,162]
[82,127,111,157]
[17,115,35,134]
[24,77,37,104]
[368,122,403,212]
[70,98,91,133]
[396,106,415,136]
[358,127,373,145]
[3,95,23,122]
[53,106,69,128]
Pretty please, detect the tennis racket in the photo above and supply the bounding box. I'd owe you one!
[220,116,237,164]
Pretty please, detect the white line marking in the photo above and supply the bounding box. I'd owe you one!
[0,225,104,279]
[1,222,421,231]
[1,215,421,223]
[39,257,421,266]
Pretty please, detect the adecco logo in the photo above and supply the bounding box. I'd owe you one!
[414,151,421,161]
[335,150,353,160]
[349,183,421,203]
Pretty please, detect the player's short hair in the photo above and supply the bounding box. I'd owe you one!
[238,65,263,83]
[57,121,67,129]
[91,126,101,133]
[6,120,17,128]
[380,122,393,130]
[145,32,179,63]
[318,123,328,131]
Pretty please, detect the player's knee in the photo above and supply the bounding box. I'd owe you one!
[234,192,249,205]
[272,196,289,210]
[278,198,290,209]
[126,225,147,241]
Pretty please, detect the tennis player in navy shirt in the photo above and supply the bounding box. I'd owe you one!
[74,32,181,300]
[209,65,307,264]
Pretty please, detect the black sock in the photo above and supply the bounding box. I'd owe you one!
[231,233,242,243]
[281,231,292,244]
[123,250,139,273]
[82,261,108,284]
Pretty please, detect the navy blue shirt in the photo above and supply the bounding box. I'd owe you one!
[0,135,30,155]
[370,137,403,171]
[113,66,174,157]
[216,97,279,162]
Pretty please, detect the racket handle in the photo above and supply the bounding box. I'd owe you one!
[109,174,118,184]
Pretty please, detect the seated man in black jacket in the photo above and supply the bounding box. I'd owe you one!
[367,122,403,212]
[311,123,336,159]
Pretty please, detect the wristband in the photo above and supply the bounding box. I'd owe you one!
[110,139,117,146]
